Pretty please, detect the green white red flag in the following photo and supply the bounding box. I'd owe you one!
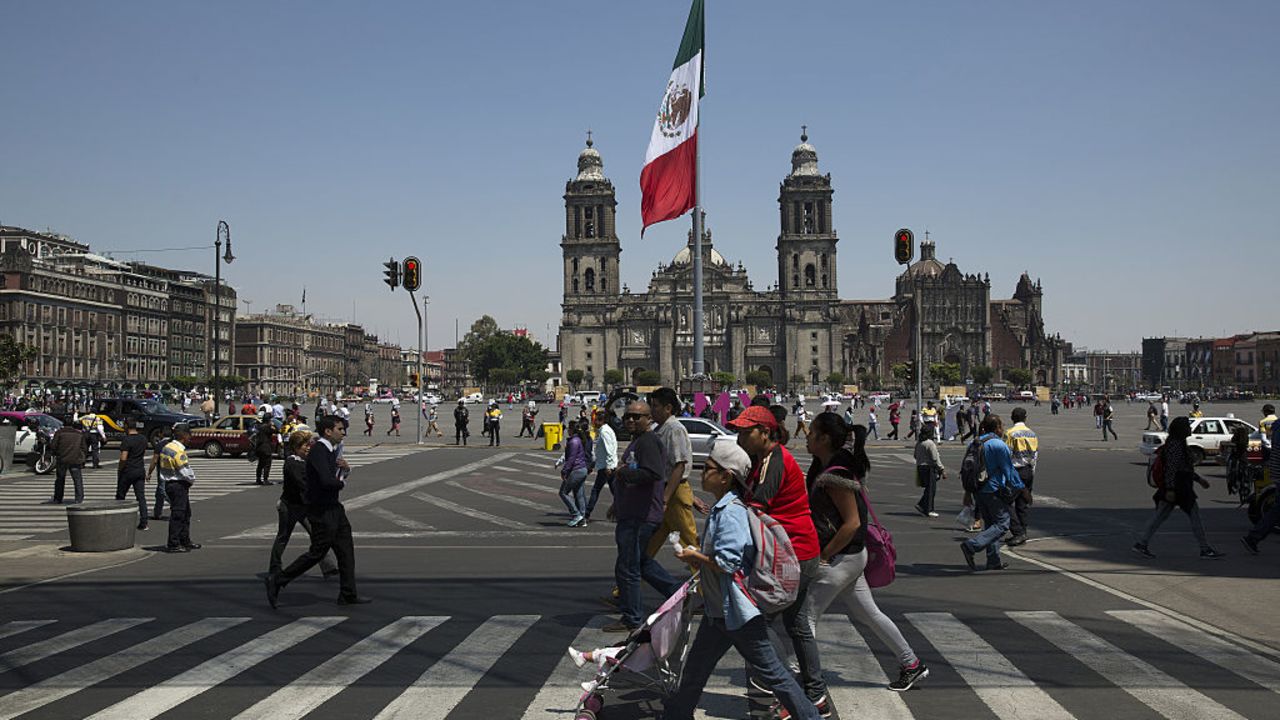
[640,0,704,234]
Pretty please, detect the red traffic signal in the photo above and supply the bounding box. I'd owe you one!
[894,228,914,265]
[402,256,422,292]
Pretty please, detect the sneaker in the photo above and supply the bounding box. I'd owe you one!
[337,595,373,605]
[567,516,582,527]
[1200,547,1226,560]
[598,595,620,610]
[183,543,202,550]
[1131,542,1155,559]
[601,621,637,633]
[985,560,1010,570]
[567,647,588,668]
[927,511,939,518]
[889,662,929,692]
[1006,534,1027,547]
[137,522,149,531]
[1241,536,1260,555]
[961,543,977,571]
[580,680,599,693]
[914,505,929,517]
[164,545,189,553]
[814,696,833,718]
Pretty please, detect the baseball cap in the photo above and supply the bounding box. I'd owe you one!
[726,405,778,431]
[707,437,752,485]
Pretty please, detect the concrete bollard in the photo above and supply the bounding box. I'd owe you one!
[66,501,138,552]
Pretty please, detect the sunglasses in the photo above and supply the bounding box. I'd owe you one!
[623,413,650,421]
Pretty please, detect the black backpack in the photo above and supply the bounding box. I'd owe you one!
[959,439,988,493]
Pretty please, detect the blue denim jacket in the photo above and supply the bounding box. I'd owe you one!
[701,491,760,630]
[977,433,1025,495]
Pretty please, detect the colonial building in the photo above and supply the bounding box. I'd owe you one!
[557,134,1067,389]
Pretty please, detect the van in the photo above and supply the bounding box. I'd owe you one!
[1017,390,1035,400]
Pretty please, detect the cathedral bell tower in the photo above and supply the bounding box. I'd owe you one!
[776,129,838,300]
[561,133,621,304]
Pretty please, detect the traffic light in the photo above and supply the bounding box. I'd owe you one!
[402,256,421,292]
[904,359,916,384]
[382,257,400,291]
[894,228,914,265]
[410,372,420,387]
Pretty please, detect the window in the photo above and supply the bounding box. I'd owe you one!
[803,202,815,234]
[792,254,799,270]
[585,337,592,345]
[804,264,816,287]
[810,332,818,340]
[584,206,595,238]
[1195,420,1223,435]
[572,278,579,294]
[584,268,595,292]
[572,258,579,273]
[586,352,593,360]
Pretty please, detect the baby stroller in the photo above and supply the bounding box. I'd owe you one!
[572,574,701,719]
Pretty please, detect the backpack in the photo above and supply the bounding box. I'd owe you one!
[732,499,800,615]
[860,488,897,588]
[959,439,988,493]
[1147,446,1166,489]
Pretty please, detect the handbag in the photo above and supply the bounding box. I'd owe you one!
[859,487,897,588]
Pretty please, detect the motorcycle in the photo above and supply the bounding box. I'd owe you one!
[25,424,57,475]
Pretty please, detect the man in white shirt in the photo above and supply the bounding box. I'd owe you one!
[1160,398,1170,431]
[583,409,618,524]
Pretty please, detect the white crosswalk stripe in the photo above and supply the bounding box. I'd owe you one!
[0,609,1274,719]
[0,447,427,538]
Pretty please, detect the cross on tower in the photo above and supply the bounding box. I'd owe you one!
[586,128,593,147]
[801,124,808,142]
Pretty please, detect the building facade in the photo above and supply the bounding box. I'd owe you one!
[557,135,1066,390]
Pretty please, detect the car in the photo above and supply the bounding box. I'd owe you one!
[459,392,484,404]
[943,394,970,404]
[422,393,442,406]
[679,417,734,467]
[1139,416,1257,464]
[1135,392,1163,402]
[1218,430,1265,465]
[185,414,266,458]
[62,397,206,446]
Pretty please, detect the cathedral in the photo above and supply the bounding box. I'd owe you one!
[557,133,1067,390]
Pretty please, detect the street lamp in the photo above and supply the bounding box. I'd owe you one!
[212,220,235,401]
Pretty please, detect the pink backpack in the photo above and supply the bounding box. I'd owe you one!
[860,488,897,588]
[732,499,801,614]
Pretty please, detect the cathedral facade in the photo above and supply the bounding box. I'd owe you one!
[557,134,1067,390]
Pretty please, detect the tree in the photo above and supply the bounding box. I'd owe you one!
[711,371,735,388]
[565,369,584,388]
[489,367,519,388]
[167,375,200,391]
[891,363,909,387]
[0,334,36,385]
[825,371,845,389]
[634,369,661,386]
[789,374,805,390]
[744,369,771,389]
[929,362,962,386]
[971,365,995,387]
[603,368,625,387]
[1005,367,1034,388]
[466,332,549,387]
[459,315,500,356]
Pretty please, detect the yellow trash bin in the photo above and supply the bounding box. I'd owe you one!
[543,422,563,451]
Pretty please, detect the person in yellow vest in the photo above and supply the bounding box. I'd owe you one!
[1003,408,1039,546]
[79,414,106,469]
[1189,402,1203,419]
[486,403,503,446]
[1259,404,1276,447]
[152,425,200,553]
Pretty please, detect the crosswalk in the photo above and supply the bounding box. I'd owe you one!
[0,609,1276,719]
[0,446,429,541]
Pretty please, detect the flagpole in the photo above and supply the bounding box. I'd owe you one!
[690,2,705,380]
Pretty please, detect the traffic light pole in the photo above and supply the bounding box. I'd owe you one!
[915,285,923,416]
[408,291,424,445]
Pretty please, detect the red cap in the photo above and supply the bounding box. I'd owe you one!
[726,405,779,431]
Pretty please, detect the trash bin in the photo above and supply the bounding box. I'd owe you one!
[0,423,14,475]
[66,501,138,552]
[542,422,563,451]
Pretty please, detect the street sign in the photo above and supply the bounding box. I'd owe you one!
[402,256,422,292]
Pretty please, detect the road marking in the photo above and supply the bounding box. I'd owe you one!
[520,615,610,720]
[1108,609,1280,694]
[87,616,346,720]
[492,464,528,473]
[1033,494,1076,509]
[366,506,437,531]
[0,618,152,676]
[375,615,539,720]
[448,480,560,512]
[906,612,1075,720]
[510,458,555,469]
[817,614,913,720]
[233,616,445,720]
[0,618,248,720]
[1011,611,1249,719]
[495,476,561,494]
[410,491,531,528]
[0,619,55,640]
[890,453,918,465]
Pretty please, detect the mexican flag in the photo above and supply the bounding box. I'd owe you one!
[640,0,704,234]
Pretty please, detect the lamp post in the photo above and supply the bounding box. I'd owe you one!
[212,220,235,402]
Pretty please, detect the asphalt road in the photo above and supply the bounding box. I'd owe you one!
[1,398,1277,719]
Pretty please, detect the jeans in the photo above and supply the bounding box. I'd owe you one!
[115,471,147,524]
[1102,419,1117,440]
[165,481,193,549]
[662,616,820,720]
[1008,467,1034,537]
[54,463,84,503]
[584,468,613,518]
[87,435,101,468]
[270,500,337,575]
[558,467,589,519]
[1139,500,1210,550]
[964,492,1010,565]
[888,422,899,440]
[279,504,358,599]
[255,454,273,484]
[614,518,680,627]
[1160,415,1169,431]
[916,466,937,513]
[153,476,168,519]
[753,557,824,702]
[808,549,918,668]
[868,422,879,439]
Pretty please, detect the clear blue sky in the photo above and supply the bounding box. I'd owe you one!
[3,1,1276,353]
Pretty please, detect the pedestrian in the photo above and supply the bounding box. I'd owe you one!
[867,406,879,439]
[453,400,470,445]
[921,401,938,434]
[1101,397,1118,441]
[602,401,682,633]
[80,413,105,469]
[116,420,150,530]
[1003,407,1038,546]
[44,421,88,505]
[725,405,824,710]
[387,405,401,436]
[913,425,945,517]
[959,416,1024,571]
[805,414,929,693]
[906,409,919,440]
[842,405,855,427]
[252,420,276,485]
[1132,416,1224,559]
[267,430,337,579]
[363,404,374,436]
[519,403,538,438]
[645,387,705,560]
[1145,403,1159,431]
[1051,395,1060,415]
[1241,420,1280,555]
[1189,402,1203,419]
[559,420,591,526]
[584,408,618,524]
[157,425,201,553]
[727,400,743,423]
[888,402,900,440]
[486,402,502,446]
[792,402,809,442]
[1093,399,1104,429]
[426,405,443,437]
[662,440,822,720]
[266,415,370,607]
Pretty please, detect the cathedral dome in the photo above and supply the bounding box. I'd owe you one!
[671,245,727,266]
[901,240,945,279]
[790,128,820,177]
[576,134,604,181]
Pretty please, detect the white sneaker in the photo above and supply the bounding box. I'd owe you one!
[927,512,939,518]
[580,679,599,693]
[568,647,587,668]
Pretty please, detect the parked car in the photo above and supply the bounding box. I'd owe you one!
[679,417,734,467]
[56,397,206,446]
[1218,430,1265,465]
[459,392,484,404]
[185,414,265,458]
[1139,416,1257,465]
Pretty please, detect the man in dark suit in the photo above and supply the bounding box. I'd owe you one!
[265,415,370,607]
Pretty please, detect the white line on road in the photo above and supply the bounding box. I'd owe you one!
[375,615,539,720]
[0,618,152,677]
[817,614,913,720]
[87,616,346,720]
[890,453,918,465]
[447,480,561,513]
[233,616,445,720]
[365,506,437,531]
[0,619,55,640]
[510,457,556,469]
[492,464,529,473]
[1108,610,1280,695]
[1011,610,1247,720]
[410,491,531,529]
[520,616,610,720]
[906,612,1076,720]
[495,476,561,494]
[0,617,248,720]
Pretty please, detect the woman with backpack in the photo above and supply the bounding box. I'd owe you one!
[805,413,929,693]
[664,441,821,720]
[1132,416,1225,559]
[558,420,591,527]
